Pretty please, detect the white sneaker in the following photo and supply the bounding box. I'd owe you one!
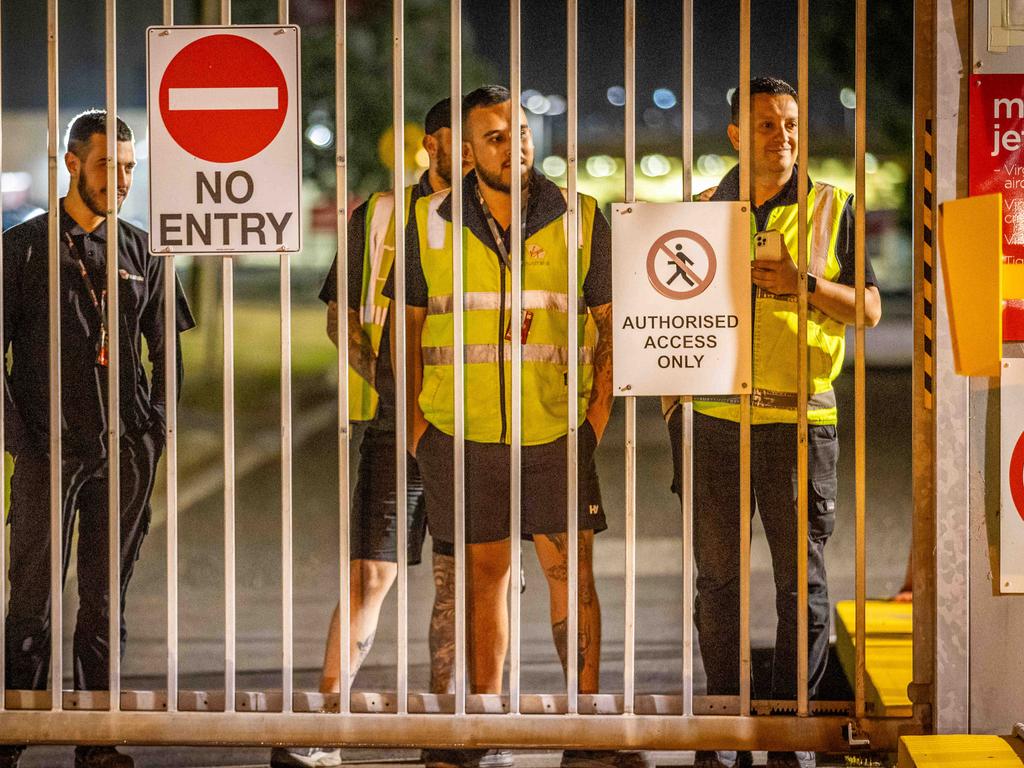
[270,747,343,767]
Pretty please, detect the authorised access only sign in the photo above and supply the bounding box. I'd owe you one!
[147,25,301,254]
[611,202,751,396]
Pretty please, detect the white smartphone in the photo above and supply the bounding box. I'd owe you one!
[754,230,784,261]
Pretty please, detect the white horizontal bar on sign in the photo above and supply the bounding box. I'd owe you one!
[168,87,279,111]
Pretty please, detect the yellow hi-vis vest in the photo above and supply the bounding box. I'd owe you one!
[348,185,416,422]
[694,182,851,425]
[417,190,598,445]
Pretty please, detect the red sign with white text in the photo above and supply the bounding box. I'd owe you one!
[970,75,1024,340]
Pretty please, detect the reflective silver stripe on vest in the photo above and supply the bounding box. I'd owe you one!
[810,183,835,278]
[426,194,447,249]
[698,387,837,411]
[423,344,594,366]
[363,192,396,324]
[427,290,586,315]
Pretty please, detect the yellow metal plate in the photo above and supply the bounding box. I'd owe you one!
[834,600,912,717]
[899,735,1024,767]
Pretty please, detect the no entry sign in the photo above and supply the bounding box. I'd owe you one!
[611,202,751,396]
[148,26,301,254]
[1000,358,1024,593]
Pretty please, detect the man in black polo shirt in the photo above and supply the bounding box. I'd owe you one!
[1,110,194,768]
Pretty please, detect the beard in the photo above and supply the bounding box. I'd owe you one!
[476,162,533,194]
[435,151,452,186]
[77,173,108,218]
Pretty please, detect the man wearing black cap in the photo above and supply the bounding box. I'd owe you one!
[271,99,504,768]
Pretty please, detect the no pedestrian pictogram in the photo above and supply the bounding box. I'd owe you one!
[646,229,717,300]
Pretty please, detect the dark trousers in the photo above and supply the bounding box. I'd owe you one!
[670,409,838,700]
[4,431,160,691]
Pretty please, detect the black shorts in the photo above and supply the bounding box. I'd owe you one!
[415,420,608,546]
[352,426,440,564]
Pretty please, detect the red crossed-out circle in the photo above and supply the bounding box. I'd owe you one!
[646,229,717,300]
[1009,430,1024,523]
[159,34,288,163]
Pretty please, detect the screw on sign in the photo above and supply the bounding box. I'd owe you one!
[1010,431,1024,523]
[646,229,717,300]
[159,34,288,163]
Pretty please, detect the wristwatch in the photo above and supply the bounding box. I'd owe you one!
[806,274,817,294]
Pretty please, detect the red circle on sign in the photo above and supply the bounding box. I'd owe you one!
[1010,430,1024,523]
[159,34,288,163]
[646,229,717,300]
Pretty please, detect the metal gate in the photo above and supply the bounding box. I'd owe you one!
[0,0,925,754]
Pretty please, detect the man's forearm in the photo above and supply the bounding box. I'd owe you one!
[585,303,614,441]
[809,281,882,327]
[329,301,378,382]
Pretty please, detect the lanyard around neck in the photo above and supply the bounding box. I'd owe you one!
[474,184,528,270]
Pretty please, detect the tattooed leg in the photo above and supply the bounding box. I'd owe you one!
[429,552,456,694]
[318,559,397,694]
[535,530,601,693]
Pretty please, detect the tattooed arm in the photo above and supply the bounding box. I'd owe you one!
[586,302,614,443]
[327,300,378,385]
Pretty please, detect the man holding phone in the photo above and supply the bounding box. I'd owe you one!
[664,77,882,768]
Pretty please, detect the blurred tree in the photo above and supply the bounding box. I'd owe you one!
[223,0,493,196]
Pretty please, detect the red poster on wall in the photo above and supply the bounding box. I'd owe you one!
[970,74,1024,341]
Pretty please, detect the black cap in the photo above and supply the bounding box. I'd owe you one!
[424,98,452,136]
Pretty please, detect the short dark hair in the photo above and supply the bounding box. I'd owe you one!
[65,109,133,159]
[729,77,797,124]
[424,98,452,136]
[462,85,510,123]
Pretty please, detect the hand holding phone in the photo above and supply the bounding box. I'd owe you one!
[754,230,784,261]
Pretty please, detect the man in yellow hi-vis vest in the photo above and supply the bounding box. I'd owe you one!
[390,86,647,768]
[273,100,488,768]
[664,78,882,768]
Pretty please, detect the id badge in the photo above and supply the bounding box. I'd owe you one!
[505,310,534,343]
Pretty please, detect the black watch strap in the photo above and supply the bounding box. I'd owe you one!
[806,274,817,294]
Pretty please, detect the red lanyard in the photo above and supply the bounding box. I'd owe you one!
[63,231,109,367]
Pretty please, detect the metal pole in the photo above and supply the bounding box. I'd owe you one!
[680,0,694,719]
[853,0,868,720]
[279,0,294,715]
[565,0,580,716]
[105,0,122,711]
[0,0,6,716]
[623,0,637,716]
[391,0,410,714]
[220,0,236,716]
[47,0,63,713]
[163,0,179,721]
[796,0,811,716]
[508,0,523,715]
[737,0,753,718]
[450,0,467,717]
[335,0,352,716]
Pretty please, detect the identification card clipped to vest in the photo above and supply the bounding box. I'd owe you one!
[505,309,534,344]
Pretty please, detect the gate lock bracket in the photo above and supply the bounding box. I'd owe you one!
[843,721,872,749]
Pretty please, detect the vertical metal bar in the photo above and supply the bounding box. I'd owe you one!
[623,0,637,716]
[680,0,694,719]
[795,0,811,717]
[163,0,179,721]
[0,0,6,716]
[391,0,409,715]
[47,0,63,712]
[449,0,467,717]
[508,0,523,715]
[279,0,294,715]
[565,0,580,716]
[853,0,868,721]
[737,0,752,718]
[105,0,122,711]
[335,0,352,716]
[221,0,236,716]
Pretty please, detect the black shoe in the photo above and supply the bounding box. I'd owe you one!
[765,753,815,768]
[74,746,134,768]
[693,752,752,768]
[0,746,24,768]
[423,748,513,768]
